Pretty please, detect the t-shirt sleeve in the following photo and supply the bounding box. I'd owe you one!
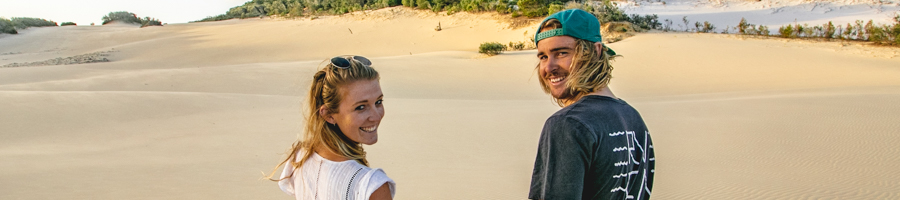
[356,168,396,200]
[278,155,297,196]
[529,116,596,199]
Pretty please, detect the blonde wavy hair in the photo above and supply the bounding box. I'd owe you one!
[268,56,380,181]
[536,19,618,107]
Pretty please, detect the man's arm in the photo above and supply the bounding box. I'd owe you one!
[529,116,595,199]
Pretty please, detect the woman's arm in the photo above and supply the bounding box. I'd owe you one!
[369,183,392,200]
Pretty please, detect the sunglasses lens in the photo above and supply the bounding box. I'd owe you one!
[331,57,351,68]
[353,56,372,66]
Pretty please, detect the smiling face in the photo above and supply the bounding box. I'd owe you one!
[324,79,384,145]
[537,35,578,100]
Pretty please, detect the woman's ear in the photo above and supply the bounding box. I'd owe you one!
[594,42,605,57]
[319,106,336,124]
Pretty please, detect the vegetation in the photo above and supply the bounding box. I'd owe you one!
[1,17,59,34]
[195,0,658,31]
[695,21,715,33]
[102,11,163,27]
[736,16,900,46]
[479,42,505,56]
[508,41,527,51]
[61,22,77,26]
[11,17,58,29]
[0,18,17,34]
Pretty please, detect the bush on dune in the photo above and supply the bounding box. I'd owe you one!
[0,18,17,34]
[1,17,59,34]
[11,17,58,29]
[61,22,77,26]
[479,42,505,56]
[102,11,162,27]
[102,11,142,25]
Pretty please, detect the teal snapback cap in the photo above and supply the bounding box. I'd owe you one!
[534,9,616,56]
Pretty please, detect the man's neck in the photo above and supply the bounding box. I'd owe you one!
[563,86,616,107]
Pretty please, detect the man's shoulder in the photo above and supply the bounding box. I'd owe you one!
[547,95,646,134]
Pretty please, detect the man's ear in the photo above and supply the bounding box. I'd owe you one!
[594,42,604,57]
[319,106,336,124]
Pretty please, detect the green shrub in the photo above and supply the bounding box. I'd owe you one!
[779,24,794,38]
[508,41,526,51]
[594,0,629,24]
[195,14,233,22]
[102,11,142,24]
[843,23,853,39]
[61,22,77,26]
[102,11,162,27]
[417,0,431,9]
[695,21,714,33]
[758,25,769,36]
[824,21,835,39]
[0,18,17,34]
[737,18,749,34]
[11,17,58,29]
[548,4,565,15]
[479,42,505,56]
[140,17,163,27]
[628,14,660,30]
[518,0,547,17]
[854,20,864,40]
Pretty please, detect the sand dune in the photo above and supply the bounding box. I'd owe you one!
[2,6,900,200]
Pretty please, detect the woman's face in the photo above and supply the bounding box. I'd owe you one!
[326,79,384,145]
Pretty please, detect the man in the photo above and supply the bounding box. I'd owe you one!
[529,9,655,200]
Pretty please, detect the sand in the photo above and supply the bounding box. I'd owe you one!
[2,6,900,200]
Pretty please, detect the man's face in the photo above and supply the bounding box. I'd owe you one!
[537,35,577,99]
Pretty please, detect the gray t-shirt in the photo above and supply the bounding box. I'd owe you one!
[529,95,655,200]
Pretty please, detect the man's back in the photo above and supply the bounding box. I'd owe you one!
[529,95,655,200]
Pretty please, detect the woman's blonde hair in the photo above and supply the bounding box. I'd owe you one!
[268,56,380,181]
[536,19,618,106]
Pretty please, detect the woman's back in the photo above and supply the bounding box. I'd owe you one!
[279,150,395,200]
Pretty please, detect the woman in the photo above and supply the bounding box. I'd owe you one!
[270,55,395,200]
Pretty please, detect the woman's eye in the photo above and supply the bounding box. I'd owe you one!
[355,105,365,111]
[375,100,383,105]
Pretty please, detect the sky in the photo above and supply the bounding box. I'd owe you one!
[0,0,251,25]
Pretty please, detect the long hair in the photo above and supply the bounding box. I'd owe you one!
[536,19,618,107]
[268,56,380,181]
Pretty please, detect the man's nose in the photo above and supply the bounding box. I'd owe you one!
[542,58,558,73]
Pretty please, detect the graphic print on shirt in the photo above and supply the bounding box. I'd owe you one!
[608,130,654,200]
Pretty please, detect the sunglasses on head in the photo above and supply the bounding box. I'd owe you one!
[330,56,372,69]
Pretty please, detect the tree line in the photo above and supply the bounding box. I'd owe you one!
[741,17,900,46]
[194,0,659,28]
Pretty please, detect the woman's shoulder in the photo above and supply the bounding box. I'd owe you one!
[354,168,396,200]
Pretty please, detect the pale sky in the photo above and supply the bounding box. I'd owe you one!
[0,0,251,25]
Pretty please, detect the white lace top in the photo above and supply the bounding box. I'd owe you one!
[278,150,396,200]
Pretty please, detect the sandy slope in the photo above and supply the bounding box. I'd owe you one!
[2,6,900,200]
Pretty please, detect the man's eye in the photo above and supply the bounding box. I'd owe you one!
[355,105,365,111]
[375,100,383,105]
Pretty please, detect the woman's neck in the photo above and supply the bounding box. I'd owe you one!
[314,144,350,162]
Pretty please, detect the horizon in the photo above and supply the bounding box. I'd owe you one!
[0,0,250,25]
